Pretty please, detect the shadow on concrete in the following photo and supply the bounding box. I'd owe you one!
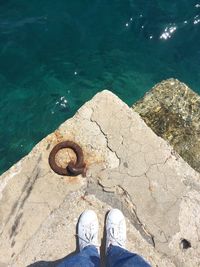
[26,214,80,267]
[26,250,78,267]
[26,211,109,267]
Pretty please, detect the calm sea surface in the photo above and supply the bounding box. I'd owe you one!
[1,0,200,174]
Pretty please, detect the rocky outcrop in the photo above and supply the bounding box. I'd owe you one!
[0,90,200,267]
[133,78,200,173]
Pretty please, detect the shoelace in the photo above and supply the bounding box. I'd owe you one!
[76,233,99,248]
[108,227,124,247]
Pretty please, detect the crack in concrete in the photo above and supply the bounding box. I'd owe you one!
[86,176,155,247]
[153,222,169,244]
[116,185,155,247]
[144,173,158,203]
[90,115,120,166]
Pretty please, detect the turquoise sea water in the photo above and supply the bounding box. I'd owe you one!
[1,1,200,174]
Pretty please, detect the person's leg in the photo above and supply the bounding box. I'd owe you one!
[57,245,100,267]
[105,209,151,267]
[106,245,151,267]
[57,210,100,267]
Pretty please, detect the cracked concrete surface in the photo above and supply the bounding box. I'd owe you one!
[0,90,200,266]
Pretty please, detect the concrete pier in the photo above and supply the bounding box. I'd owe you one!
[0,89,200,266]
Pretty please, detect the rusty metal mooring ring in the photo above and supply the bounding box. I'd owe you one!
[49,141,86,176]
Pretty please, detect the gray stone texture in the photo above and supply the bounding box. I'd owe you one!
[0,90,200,267]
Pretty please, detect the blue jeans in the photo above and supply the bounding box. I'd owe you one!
[57,245,151,267]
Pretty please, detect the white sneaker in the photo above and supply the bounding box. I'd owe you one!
[106,209,126,251]
[77,210,99,251]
